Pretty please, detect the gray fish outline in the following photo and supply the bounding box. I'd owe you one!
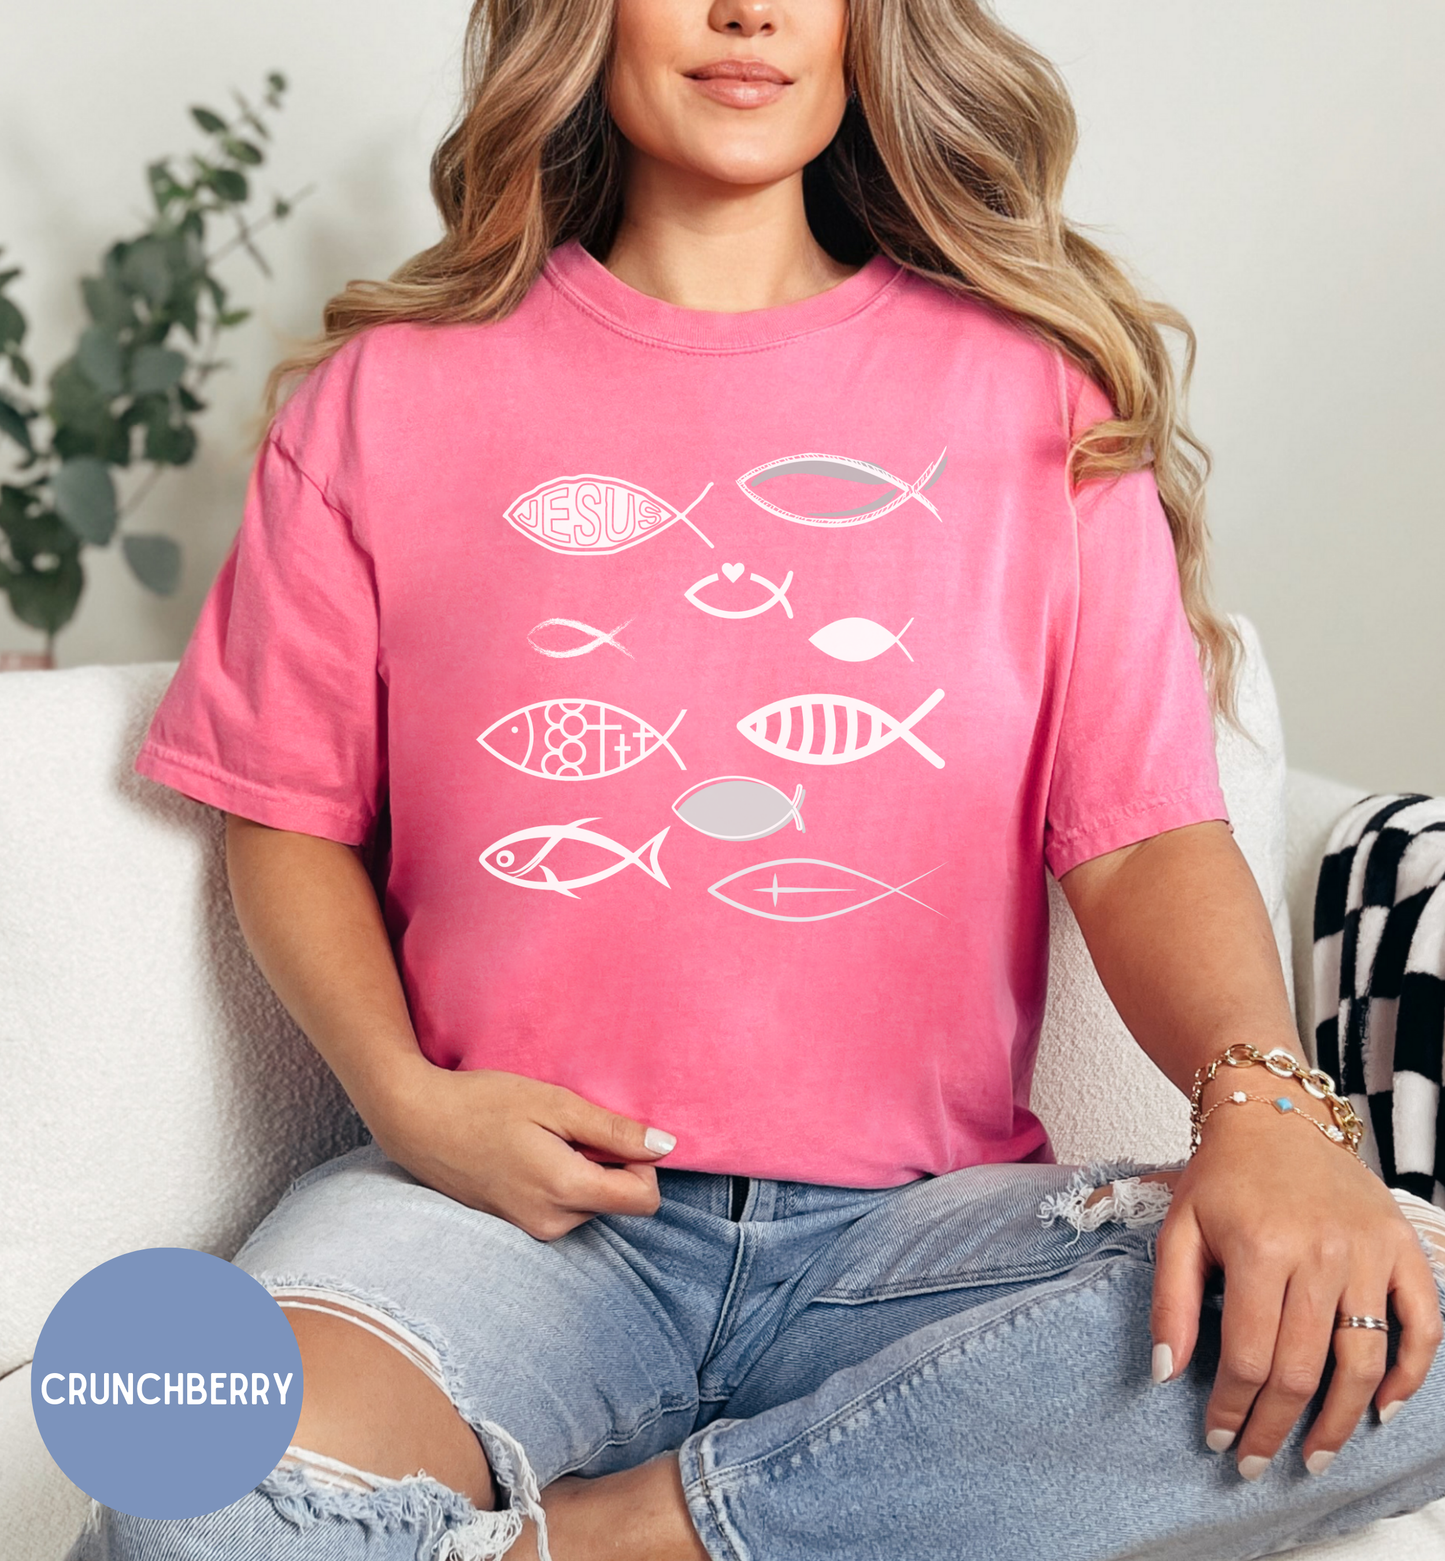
[736,449,946,526]
[672,776,806,842]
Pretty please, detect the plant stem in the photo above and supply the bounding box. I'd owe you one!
[118,465,166,521]
[206,183,314,266]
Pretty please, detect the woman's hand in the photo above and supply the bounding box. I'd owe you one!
[1151,1105,1443,1477]
[364,1063,677,1242]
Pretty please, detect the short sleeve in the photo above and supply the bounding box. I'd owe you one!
[134,430,385,845]
[1043,383,1229,878]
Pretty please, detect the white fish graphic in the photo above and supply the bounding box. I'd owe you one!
[736,450,946,528]
[709,859,944,922]
[684,566,794,620]
[736,690,945,770]
[479,700,686,780]
[481,819,669,898]
[809,616,914,663]
[527,617,634,659]
[672,777,806,841]
[505,476,714,554]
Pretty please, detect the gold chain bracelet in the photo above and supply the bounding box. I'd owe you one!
[1188,1043,1364,1158]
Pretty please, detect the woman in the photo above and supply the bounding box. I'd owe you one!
[82,2,1445,1558]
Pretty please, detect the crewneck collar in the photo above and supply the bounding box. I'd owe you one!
[542,237,903,352]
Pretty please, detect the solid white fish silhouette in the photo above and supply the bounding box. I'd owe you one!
[684,567,794,620]
[709,859,944,922]
[736,690,945,770]
[527,617,634,659]
[505,476,714,554]
[736,450,946,528]
[672,777,806,841]
[809,616,914,663]
[479,700,686,780]
[481,819,669,898]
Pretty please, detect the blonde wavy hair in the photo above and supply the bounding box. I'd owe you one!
[268,0,1240,715]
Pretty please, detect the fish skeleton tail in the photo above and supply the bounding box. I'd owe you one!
[789,785,806,832]
[631,826,671,888]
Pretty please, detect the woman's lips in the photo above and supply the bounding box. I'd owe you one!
[685,61,792,109]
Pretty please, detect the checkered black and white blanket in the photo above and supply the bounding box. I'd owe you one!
[1313,795,1445,1205]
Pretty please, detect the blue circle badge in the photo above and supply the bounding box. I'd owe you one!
[32,1248,302,1519]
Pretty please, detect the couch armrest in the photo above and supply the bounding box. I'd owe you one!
[1285,769,1370,1061]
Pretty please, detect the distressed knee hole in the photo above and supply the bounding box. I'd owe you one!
[1039,1170,1180,1233]
[270,1285,448,1396]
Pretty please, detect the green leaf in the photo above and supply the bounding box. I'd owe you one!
[121,533,182,594]
[0,505,73,567]
[52,456,118,545]
[49,357,108,428]
[119,239,172,308]
[267,71,288,95]
[77,325,126,397]
[6,352,32,388]
[130,344,187,395]
[81,275,136,331]
[177,385,206,413]
[272,196,292,221]
[143,416,197,467]
[191,106,228,135]
[208,167,249,203]
[217,308,252,329]
[0,395,34,456]
[224,137,264,166]
[4,548,83,634]
[0,294,25,353]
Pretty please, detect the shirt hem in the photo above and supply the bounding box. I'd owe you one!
[134,742,373,846]
[1046,784,1231,880]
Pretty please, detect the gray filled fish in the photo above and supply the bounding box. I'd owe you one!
[672,776,806,842]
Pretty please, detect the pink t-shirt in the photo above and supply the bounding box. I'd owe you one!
[137,239,1228,1187]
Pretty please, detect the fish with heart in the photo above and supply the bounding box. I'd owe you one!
[708,858,944,922]
[736,450,946,528]
[479,700,686,779]
[736,690,945,769]
[505,476,714,554]
[810,616,914,663]
[480,819,670,897]
[684,563,794,620]
[672,777,806,841]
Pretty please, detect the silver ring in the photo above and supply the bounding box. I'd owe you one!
[1336,1314,1389,1332]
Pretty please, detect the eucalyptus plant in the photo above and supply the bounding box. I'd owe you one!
[0,73,303,653]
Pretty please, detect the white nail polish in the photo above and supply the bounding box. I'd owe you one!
[1205,1427,1236,1453]
[643,1128,676,1155]
[1151,1343,1173,1384]
[1238,1455,1271,1482]
[1305,1450,1336,1477]
[1379,1400,1403,1425]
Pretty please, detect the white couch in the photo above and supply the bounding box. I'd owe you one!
[2,625,1443,1560]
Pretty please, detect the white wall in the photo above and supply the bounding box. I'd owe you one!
[4,1,1442,793]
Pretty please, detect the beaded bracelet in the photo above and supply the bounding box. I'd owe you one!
[1188,1043,1364,1158]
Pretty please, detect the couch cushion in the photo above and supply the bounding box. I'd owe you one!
[1031,615,1291,1164]
[0,664,363,1376]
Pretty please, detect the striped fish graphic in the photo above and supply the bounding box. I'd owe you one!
[481,819,669,898]
[736,690,945,770]
[672,777,806,841]
[505,476,714,555]
[736,450,946,527]
[479,700,686,780]
[709,859,943,923]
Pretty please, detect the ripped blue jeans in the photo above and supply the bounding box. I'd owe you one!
[72,1146,1445,1560]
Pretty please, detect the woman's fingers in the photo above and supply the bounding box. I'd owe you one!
[1231,1267,1341,1474]
[1376,1244,1445,1421]
[1299,1298,1390,1471]
[1151,1202,1208,1382]
[1204,1252,1288,1459]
